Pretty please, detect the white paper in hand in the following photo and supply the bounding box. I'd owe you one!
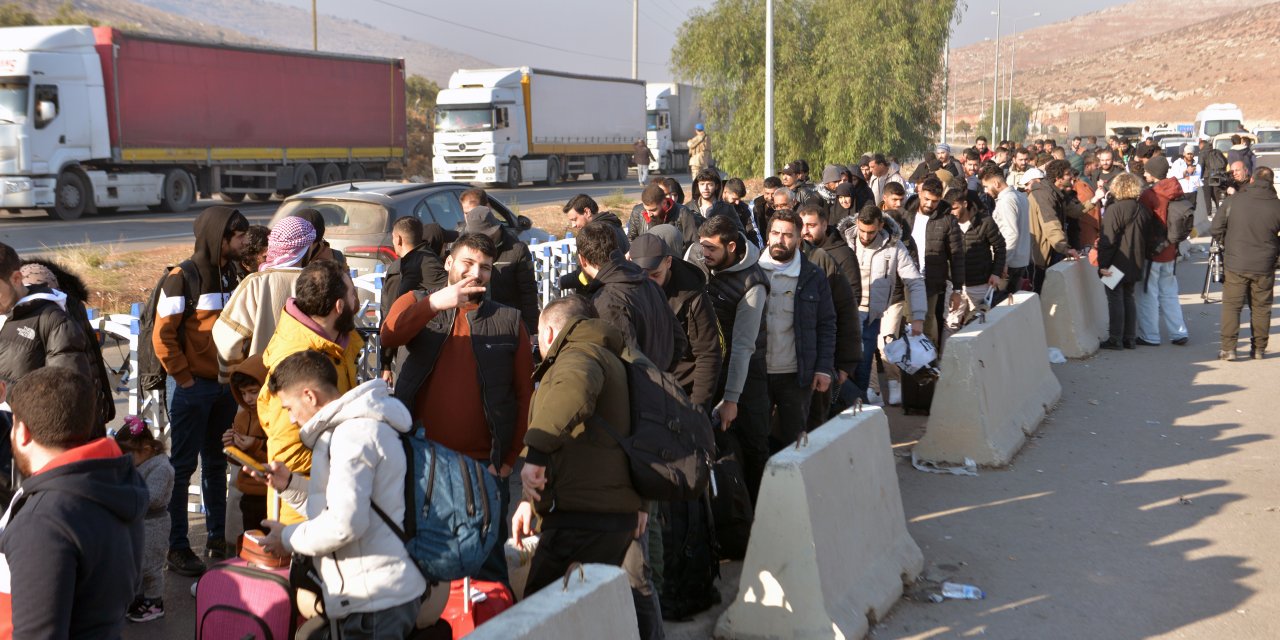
[1099,265,1125,290]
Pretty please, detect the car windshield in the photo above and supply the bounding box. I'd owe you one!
[273,199,388,236]
[1257,131,1280,145]
[435,108,494,132]
[1204,120,1242,136]
[0,79,29,123]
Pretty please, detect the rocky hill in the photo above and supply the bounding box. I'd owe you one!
[948,0,1280,132]
[19,0,487,84]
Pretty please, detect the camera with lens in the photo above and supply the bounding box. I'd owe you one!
[1204,171,1238,190]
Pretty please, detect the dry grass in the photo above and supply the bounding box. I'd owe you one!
[44,242,190,314]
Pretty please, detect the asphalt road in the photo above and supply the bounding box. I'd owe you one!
[0,175,654,254]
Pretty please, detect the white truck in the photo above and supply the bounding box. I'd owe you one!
[645,82,702,174]
[432,67,644,188]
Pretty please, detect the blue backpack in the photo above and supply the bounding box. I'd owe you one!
[372,424,501,583]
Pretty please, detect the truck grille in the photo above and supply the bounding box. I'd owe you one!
[445,155,484,164]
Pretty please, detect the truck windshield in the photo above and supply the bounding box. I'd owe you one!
[435,108,494,132]
[1204,120,1242,136]
[647,112,659,131]
[0,79,29,123]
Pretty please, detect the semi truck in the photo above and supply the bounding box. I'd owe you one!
[432,67,644,188]
[0,25,406,220]
[645,82,701,174]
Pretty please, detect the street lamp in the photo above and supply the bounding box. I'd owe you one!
[1005,12,1040,143]
[990,3,1002,144]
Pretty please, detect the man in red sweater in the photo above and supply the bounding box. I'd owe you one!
[1136,155,1190,346]
[380,233,533,584]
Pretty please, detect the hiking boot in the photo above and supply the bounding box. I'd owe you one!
[126,597,165,623]
[167,548,206,577]
[205,538,229,561]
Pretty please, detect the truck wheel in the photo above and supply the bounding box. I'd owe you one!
[150,169,195,213]
[664,152,674,174]
[295,164,318,193]
[219,192,246,203]
[247,192,273,202]
[49,170,89,220]
[345,163,366,181]
[319,163,342,185]
[506,159,521,189]
[542,158,561,186]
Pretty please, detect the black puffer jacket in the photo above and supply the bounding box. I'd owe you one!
[662,258,722,411]
[628,201,705,257]
[1211,182,1280,275]
[587,252,686,372]
[905,202,966,297]
[489,228,541,333]
[22,260,116,425]
[1096,198,1148,286]
[801,245,862,375]
[958,211,1008,287]
[0,285,91,387]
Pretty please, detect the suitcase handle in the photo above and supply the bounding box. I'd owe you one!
[794,431,809,450]
[562,562,585,591]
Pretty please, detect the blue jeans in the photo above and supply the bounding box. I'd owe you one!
[853,314,881,396]
[166,376,236,550]
[1136,260,1188,343]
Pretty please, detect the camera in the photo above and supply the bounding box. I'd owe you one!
[1204,171,1237,190]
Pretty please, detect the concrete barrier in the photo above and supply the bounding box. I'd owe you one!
[715,406,923,640]
[914,292,1062,466]
[467,563,639,640]
[1039,258,1108,358]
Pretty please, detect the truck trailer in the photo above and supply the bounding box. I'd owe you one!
[0,25,406,219]
[645,82,701,174]
[432,67,644,188]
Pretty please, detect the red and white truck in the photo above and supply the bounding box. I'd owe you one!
[0,25,406,219]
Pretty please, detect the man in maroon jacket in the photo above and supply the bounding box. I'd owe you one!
[1135,155,1190,346]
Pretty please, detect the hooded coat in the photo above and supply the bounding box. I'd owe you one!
[0,438,146,639]
[280,380,426,619]
[692,232,768,404]
[156,206,244,385]
[230,354,269,496]
[587,252,685,373]
[662,257,723,411]
[1096,198,1148,286]
[1137,178,1185,264]
[628,200,705,257]
[0,284,91,388]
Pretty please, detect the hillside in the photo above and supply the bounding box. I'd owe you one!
[948,0,1280,132]
[18,0,259,44]
[130,0,488,84]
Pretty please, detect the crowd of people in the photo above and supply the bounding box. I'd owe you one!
[0,122,1276,638]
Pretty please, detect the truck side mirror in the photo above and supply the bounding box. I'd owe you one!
[36,100,57,127]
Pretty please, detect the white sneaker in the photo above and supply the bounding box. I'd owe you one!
[887,380,903,406]
[190,581,198,598]
[865,389,884,405]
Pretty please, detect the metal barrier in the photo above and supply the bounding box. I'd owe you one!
[528,234,578,308]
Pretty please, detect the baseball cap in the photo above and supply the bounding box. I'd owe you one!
[628,233,671,271]
[695,123,704,131]
[780,163,797,176]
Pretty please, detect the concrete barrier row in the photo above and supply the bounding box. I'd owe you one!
[1039,258,1108,359]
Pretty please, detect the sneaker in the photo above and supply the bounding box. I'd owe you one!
[190,582,198,598]
[887,380,903,407]
[126,597,165,623]
[1172,337,1189,346]
[865,389,883,406]
[1219,350,1234,361]
[167,548,206,577]
[205,538,229,561]
[1252,349,1265,360]
[1100,339,1124,351]
[1135,338,1160,347]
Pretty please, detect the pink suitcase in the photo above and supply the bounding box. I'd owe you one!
[195,558,299,640]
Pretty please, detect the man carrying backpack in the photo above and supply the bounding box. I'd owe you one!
[511,295,655,639]
[257,351,426,640]
[1136,156,1190,347]
[380,233,534,584]
[153,206,248,575]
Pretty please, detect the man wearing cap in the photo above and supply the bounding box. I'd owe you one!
[464,206,540,333]
[1169,143,1202,207]
[934,144,964,179]
[214,215,317,383]
[1135,156,1190,346]
[629,232,722,412]
[1024,164,1078,293]
[688,124,710,181]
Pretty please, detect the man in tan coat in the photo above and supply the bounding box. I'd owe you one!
[688,124,710,181]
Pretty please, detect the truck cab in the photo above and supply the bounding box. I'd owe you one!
[0,26,111,214]
[432,68,529,188]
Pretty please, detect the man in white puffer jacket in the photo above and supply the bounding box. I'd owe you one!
[258,350,425,639]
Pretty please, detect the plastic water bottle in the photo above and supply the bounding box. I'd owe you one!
[941,582,985,600]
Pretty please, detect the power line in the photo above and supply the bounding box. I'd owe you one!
[366,0,666,67]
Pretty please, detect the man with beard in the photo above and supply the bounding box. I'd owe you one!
[1007,148,1032,189]
[257,259,365,526]
[934,143,964,178]
[380,233,533,582]
[974,136,994,162]
[758,209,836,450]
[867,153,905,205]
[905,177,965,344]
[751,176,784,245]
[799,204,862,416]
[628,183,705,256]
[152,205,248,574]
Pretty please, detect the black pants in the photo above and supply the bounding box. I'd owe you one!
[239,493,268,537]
[1220,270,1275,352]
[767,373,814,454]
[1106,281,1137,342]
[729,361,771,505]
[993,266,1027,305]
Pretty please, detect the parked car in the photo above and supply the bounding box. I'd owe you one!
[1252,128,1280,153]
[269,181,552,277]
[1159,137,1196,160]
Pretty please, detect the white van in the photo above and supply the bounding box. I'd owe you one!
[1194,103,1245,140]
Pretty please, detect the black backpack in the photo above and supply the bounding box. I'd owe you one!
[1167,198,1195,246]
[137,260,198,391]
[659,493,721,621]
[1141,206,1171,260]
[591,348,715,502]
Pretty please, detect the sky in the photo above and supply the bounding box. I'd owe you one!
[277,0,1127,80]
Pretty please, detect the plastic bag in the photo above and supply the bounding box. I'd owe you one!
[883,331,939,376]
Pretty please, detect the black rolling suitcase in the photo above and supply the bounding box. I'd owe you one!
[899,367,938,416]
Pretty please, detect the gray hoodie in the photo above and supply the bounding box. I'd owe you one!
[687,232,767,403]
[281,380,425,618]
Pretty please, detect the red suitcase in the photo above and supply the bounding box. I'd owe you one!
[442,578,514,638]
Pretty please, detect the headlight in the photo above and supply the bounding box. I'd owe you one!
[0,146,15,162]
[4,179,31,194]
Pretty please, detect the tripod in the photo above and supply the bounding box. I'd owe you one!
[1202,238,1225,302]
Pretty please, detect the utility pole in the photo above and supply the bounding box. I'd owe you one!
[991,1,1001,143]
[631,0,639,80]
[941,42,949,145]
[764,0,775,176]
[311,0,318,51]
[1007,13,1039,143]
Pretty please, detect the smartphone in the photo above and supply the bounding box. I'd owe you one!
[224,446,266,475]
